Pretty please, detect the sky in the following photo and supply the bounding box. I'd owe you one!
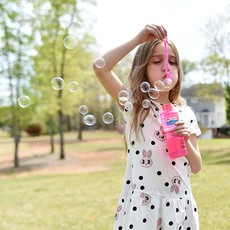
[91,0,229,61]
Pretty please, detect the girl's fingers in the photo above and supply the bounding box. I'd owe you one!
[154,25,167,40]
[140,24,168,42]
[146,25,160,39]
[174,125,191,141]
[146,24,167,40]
[160,25,168,38]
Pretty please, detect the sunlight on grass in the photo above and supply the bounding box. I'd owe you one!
[0,131,229,229]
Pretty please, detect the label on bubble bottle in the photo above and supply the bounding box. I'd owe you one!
[166,117,178,126]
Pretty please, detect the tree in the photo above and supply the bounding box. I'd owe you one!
[0,0,35,167]
[32,0,96,159]
[201,5,230,123]
[181,59,197,87]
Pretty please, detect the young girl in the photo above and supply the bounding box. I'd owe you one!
[93,24,202,230]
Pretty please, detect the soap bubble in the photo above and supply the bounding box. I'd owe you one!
[163,78,172,89]
[83,114,96,126]
[79,105,88,115]
[154,80,165,91]
[164,76,172,84]
[51,77,65,90]
[67,20,83,37]
[18,95,31,108]
[124,101,133,112]
[63,35,78,49]
[148,88,159,99]
[140,81,150,93]
[94,57,106,68]
[102,112,114,124]
[142,99,151,109]
[118,90,129,105]
[68,81,79,92]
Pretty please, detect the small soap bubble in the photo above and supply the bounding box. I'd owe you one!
[79,105,88,115]
[118,90,129,105]
[83,114,96,126]
[124,101,133,112]
[68,20,83,37]
[164,76,172,85]
[18,95,31,108]
[154,80,165,91]
[163,78,172,89]
[94,57,106,69]
[51,77,65,90]
[148,88,160,99]
[68,81,79,92]
[140,81,150,93]
[63,35,78,49]
[142,99,151,109]
[102,112,114,124]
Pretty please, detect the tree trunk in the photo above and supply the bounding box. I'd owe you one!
[78,114,83,140]
[59,109,65,159]
[66,115,72,131]
[49,116,55,154]
[14,133,20,167]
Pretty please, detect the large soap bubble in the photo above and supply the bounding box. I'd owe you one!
[140,81,150,93]
[79,105,88,115]
[102,112,114,124]
[63,35,78,49]
[154,80,165,91]
[83,114,96,126]
[68,81,79,92]
[142,99,151,109]
[94,57,106,69]
[118,89,129,105]
[18,95,31,108]
[124,101,133,112]
[68,20,83,37]
[148,88,160,100]
[51,77,65,90]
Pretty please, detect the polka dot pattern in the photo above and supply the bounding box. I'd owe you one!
[114,102,200,229]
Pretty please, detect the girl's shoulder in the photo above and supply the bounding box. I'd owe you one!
[176,103,201,136]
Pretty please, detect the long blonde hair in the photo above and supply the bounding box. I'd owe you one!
[128,39,184,139]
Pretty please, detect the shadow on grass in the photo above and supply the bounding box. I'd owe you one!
[0,153,70,176]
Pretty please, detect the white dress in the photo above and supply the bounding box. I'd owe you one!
[114,101,201,230]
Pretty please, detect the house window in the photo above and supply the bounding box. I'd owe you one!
[204,114,209,126]
[201,109,210,127]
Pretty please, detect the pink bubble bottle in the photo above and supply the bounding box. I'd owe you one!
[160,103,187,158]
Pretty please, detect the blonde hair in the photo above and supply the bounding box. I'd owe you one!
[128,39,184,139]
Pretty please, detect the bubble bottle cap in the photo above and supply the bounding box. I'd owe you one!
[162,103,173,112]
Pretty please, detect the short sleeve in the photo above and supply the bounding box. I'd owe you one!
[184,106,201,136]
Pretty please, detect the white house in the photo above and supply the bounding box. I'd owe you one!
[181,83,226,138]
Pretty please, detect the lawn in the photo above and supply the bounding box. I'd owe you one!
[0,130,229,230]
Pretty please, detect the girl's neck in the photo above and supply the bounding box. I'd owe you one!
[154,93,171,105]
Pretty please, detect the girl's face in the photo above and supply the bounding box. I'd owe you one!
[146,42,178,92]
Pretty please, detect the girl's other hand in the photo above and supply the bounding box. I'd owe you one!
[136,24,167,44]
[174,121,191,141]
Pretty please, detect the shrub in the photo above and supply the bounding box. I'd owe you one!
[216,125,230,138]
[25,122,45,136]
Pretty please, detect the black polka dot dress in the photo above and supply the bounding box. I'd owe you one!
[114,102,201,230]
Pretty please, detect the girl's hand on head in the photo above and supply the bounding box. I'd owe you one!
[136,24,167,44]
[174,121,191,141]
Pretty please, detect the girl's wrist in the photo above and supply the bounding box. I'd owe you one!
[132,35,143,47]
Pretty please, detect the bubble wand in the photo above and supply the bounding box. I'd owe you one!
[163,36,172,85]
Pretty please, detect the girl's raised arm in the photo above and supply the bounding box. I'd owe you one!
[92,37,141,103]
[92,24,167,103]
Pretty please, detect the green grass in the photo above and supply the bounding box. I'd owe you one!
[0,131,229,230]
[0,171,124,230]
